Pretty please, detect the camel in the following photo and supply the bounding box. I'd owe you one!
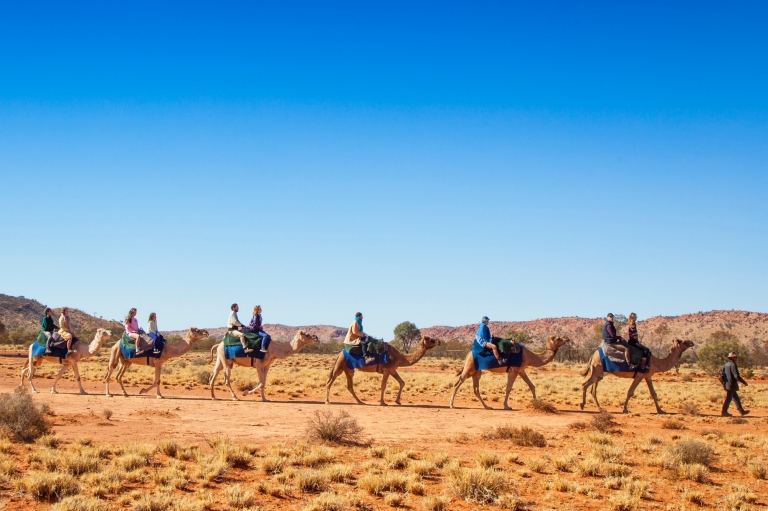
[104,327,209,398]
[20,328,112,394]
[580,338,695,414]
[209,330,319,401]
[325,336,441,406]
[449,335,570,410]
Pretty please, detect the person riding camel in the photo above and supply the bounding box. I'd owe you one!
[228,303,253,354]
[626,312,651,370]
[41,308,57,354]
[345,312,375,364]
[246,305,271,353]
[602,313,636,370]
[58,307,77,355]
[475,316,502,363]
[146,312,163,355]
[125,308,152,355]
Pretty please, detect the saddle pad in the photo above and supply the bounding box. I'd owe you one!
[120,332,162,360]
[598,348,648,374]
[120,332,136,351]
[224,345,267,360]
[342,349,388,369]
[31,343,68,360]
[222,332,262,349]
[472,346,523,371]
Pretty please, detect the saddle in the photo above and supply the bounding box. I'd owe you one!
[343,337,387,355]
[492,337,521,355]
[222,331,262,351]
[48,331,77,350]
[601,341,647,366]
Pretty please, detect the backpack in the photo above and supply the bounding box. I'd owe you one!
[718,365,728,388]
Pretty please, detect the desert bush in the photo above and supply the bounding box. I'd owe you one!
[592,444,622,463]
[409,459,436,478]
[676,463,709,482]
[475,451,499,469]
[358,471,408,495]
[209,436,252,467]
[302,492,368,511]
[307,409,364,444]
[132,492,174,511]
[679,401,700,416]
[422,495,448,511]
[609,491,640,511]
[224,484,256,509]
[697,334,752,376]
[523,456,547,473]
[0,387,51,441]
[296,469,329,493]
[584,432,614,445]
[82,470,122,497]
[427,451,450,468]
[51,495,108,511]
[576,457,603,477]
[17,471,79,501]
[591,411,617,432]
[661,418,686,430]
[154,466,188,490]
[261,455,287,474]
[115,453,150,471]
[294,445,335,468]
[449,466,507,504]
[406,479,425,495]
[550,476,575,492]
[495,494,525,510]
[528,399,558,413]
[384,493,404,507]
[102,409,113,420]
[484,425,546,447]
[682,487,705,505]
[747,461,767,479]
[553,451,577,472]
[384,450,411,470]
[195,369,212,385]
[324,463,354,483]
[194,455,229,483]
[36,434,61,448]
[665,438,713,467]
[369,445,388,458]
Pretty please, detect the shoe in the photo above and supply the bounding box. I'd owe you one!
[153,350,161,354]
[244,348,254,354]
[740,410,750,416]
[260,347,268,353]
[364,357,376,364]
[66,350,77,356]
[721,412,732,417]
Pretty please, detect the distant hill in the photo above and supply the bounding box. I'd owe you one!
[0,294,121,333]
[165,325,347,344]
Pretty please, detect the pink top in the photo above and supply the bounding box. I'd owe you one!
[125,317,139,334]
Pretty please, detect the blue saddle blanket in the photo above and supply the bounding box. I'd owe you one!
[224,345,267,360]
[31,343,68,360]
[473,346,523,371]
[598,348,648,373]
[120,339,165,360]
[342,348,388,369]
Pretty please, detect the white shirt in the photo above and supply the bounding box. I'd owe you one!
[228,311,242,328]
[147,320,158,335]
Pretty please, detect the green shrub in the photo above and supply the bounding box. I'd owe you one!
[0,387,51,442]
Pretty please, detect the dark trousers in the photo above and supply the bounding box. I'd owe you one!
[722,390,744,415]
[360,339,371,358]
[258,331,271,351]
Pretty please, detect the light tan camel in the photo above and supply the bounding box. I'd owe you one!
[104,327,209,398]
[208,330,319,401]
[449,335,570,410]
[20,328,112,394]
[580,339,694,414]
[325,336,441,406]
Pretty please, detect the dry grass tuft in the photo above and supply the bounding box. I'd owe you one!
[550,476,575,492]
[475,451,500,469]
[358,471,408,496]
[661,418,686,430]
[17,471,79,501]
[679,401,700,416]
[665,438,713,467]
[676,463,709,482]
[295,468,329,493]
[495,494,525,510]
[747,461,767,480]
[224,484,257,509]
[51,495,108,511]
[384,450,411,470]
[591,411,617,432]
[261,455,287,474]
[528,399,558,414]
[323,463,354,483]
[553,451,577,472]
[132,491,174,511]
[307,409,364,444]
[209,436,252,467]
[101,409,113,420]
[683,487,705,506]
[422,495,448,511]
[384,493,405,507]
[484,425,546,447]
[302,491,369,511]
[409,459,437,478]
[36,434,61,448]
[448,466,507,504]
[0,388,51,442]
[523,456,548,473]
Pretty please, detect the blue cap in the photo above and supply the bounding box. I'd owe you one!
[482,316,490,322]
[607,313,614,318]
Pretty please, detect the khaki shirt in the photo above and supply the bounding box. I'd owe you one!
[58,313,72,333]
[344,320,365,345]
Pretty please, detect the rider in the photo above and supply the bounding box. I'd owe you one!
[125,308,151,355]
[58,307,77,355]
[41,308,57,353]
[345,312,375,364]
[146,312,163,355]
[228,303,253,354]
[474,316,502,363]
[247,305,271,353]
[602,313,635,370]
[626,312,651,370]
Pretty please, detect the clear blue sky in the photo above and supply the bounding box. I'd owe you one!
[1,1,766,336]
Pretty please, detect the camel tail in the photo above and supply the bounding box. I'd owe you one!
[210,342,221,363]
[580,360,592,377]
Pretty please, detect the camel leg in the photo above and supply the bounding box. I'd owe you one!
[324,356,345,404]
[209,357,223,400]
[645,377,666,414]
[519,370,537,401]
[503,370,520,410]
[104,355,117,397]
[344,370,364,405]
[622,374,645,414]
[472,372,491,410]
[257,364,270,402]
[391,370,405,405]
[72,363,87,395]
[26,360,40,394]
[225,362,239,401]
[379,369,390,406]
[116,363,130,397]
[590,378,604,411]
[580,365,597,410]
[139,363,163,398]
[450,373,469,409]
[50,364,68,394]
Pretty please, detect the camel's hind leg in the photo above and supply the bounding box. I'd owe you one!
[391,370,405,405]
[343,370,364,405]
[224,361,239,401]
[209,357,224,400]
[379,369,390,406]
[104,349,121,397]
[622,374,645,414]
[503,369,520,410]
[580,365,599,410]
[450,371,470,409]
[472,372,491,410]
[590,379,604,411]
[520,370,537,400]
[645,377,666,414]
[115,363,130,397]
[50,365,68,394]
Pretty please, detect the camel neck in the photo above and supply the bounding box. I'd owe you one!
[402,344,429,366]
[650,346,683,372]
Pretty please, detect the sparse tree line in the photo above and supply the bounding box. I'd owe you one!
[2,318,766,371]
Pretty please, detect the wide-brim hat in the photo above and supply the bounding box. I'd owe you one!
[727,352,738,359]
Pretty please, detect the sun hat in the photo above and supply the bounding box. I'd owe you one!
[727,352,738,359]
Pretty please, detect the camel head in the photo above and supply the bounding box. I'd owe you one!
[672,339,695,353]
[291,330,319,350]
[421,336,441,350]
[184,328,210,343]
[545,335,570,351]
[95,328,112,345]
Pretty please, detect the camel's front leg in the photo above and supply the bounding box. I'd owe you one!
[590,379,603,411]
[622,374,644,414]
[503,370,520,410]
[379,369,390,406]
[344,370,364,405]
[139,364,163,398]
[472,372,491,410]
[449,373,468,409]
[223,362,239,400]
[645,377,666,414]
[257,364,270,402]
[325,366,342,404]
[50,364,68,394]
[391,371,405,405]
[520,370,537,401]
[71,363,87,395]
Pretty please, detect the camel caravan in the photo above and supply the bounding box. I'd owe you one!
[18,306,696,414]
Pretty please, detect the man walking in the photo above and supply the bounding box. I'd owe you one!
[721,352,750,417]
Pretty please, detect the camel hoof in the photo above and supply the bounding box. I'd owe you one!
[579,403,584,410]
[395,400,401,406]
[31,389,39,394]
[50,389,57,394]
[106,394,112,398]
[139,389,148,395]
[380,402,388,406]
[504,406,512,411]
[622,409,629,414]
[156,395,164,399]
[657,409,667,415]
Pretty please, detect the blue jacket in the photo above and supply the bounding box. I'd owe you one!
[474,322,491,350]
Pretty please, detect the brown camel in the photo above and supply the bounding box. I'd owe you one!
[209,330,319,401]
[449,335,570,410]
[20,329,112,394]
[325,336,441,406]
[580,339,695,414]
[104,327,209,398]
